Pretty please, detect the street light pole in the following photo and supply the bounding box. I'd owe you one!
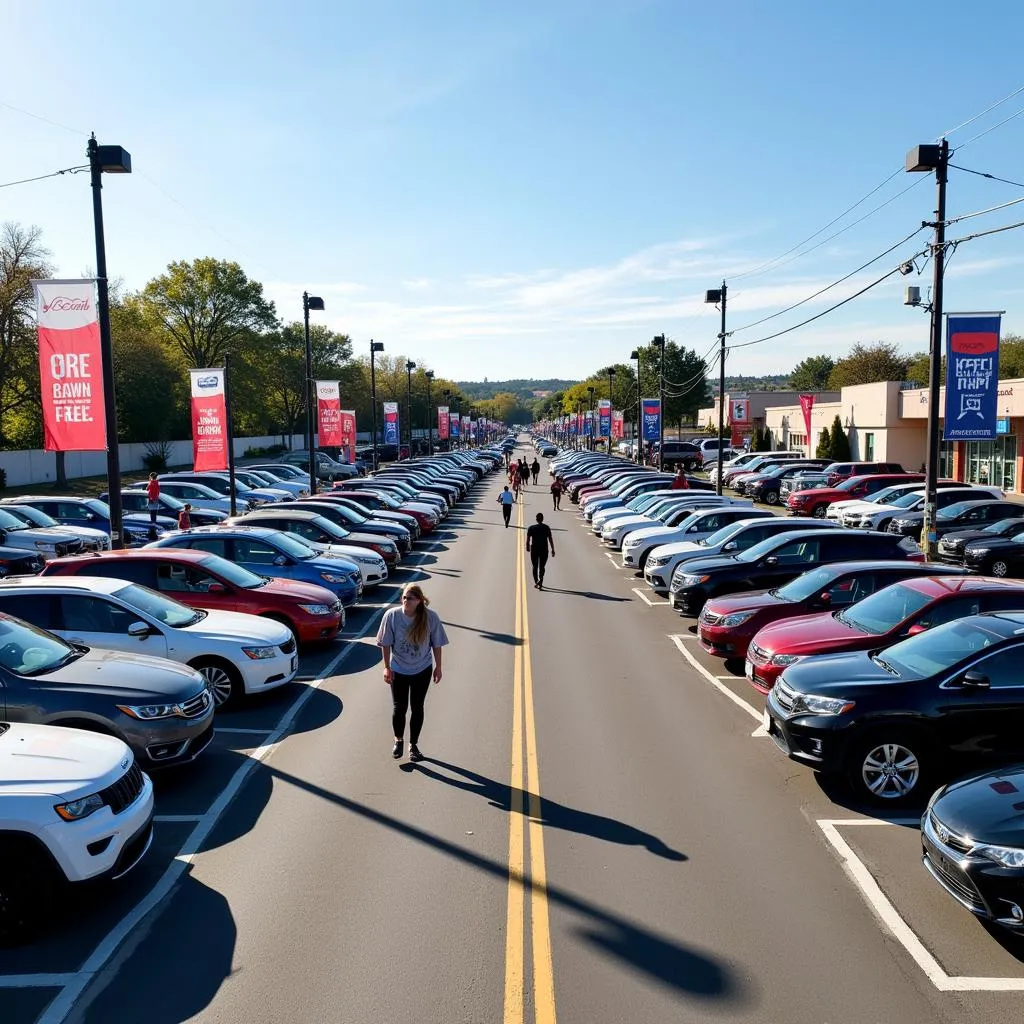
[425,371,434,455]
[370,340,384,472]
[405,360,416,459]
[630,348,641,462]
[906,139,949,558]
[704,284,728,495]
[587,385,596,451]
[303,292,325,495]
[88,134,131,549]
[652,335,666,466]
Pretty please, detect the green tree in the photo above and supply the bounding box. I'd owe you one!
[815,425,831,458]
[140,258,278,368]
[999,334,1024,378]
[790,354,836,391]
[828,415,850,460]
[827,342,909,389]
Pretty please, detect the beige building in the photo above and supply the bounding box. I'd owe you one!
[699,390,840,443]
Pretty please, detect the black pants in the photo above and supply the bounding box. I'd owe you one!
[502,504,512,527]
[531,470,539,484]
[531,550,549,584]
[551,493,560,509]
[391,666,432,743]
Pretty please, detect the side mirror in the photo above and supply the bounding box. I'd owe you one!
[273,554,289,566]
[763,555,779,567]
[127,621,151,638]
[723,541,737,551]
[817,591,832,606]
[906,623,928,637]
[206,582,227,594]
[962,670,990,689]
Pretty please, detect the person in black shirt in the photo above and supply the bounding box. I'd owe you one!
[530,458,541,485]
[526,512,555,589]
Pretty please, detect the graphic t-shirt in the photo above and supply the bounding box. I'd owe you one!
[376,607,449,674]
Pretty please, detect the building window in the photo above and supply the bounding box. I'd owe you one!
[864,432,875,461]
[963,436,1017,492]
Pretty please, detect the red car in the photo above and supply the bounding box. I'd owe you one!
[784,473,924,519]
[698,560,966,662]
[41,549,344,645]
[327,488,437,533]
[744,575,1024,694]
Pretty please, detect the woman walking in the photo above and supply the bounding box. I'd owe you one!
[146,472,161,523]
[377,583,449,762]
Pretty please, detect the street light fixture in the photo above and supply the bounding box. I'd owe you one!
[405,360,416,459]
[88,134,131,548]
[425,371,435,454]
[303,292,325,495]
[906,139,949,557]
[370,340,384,472]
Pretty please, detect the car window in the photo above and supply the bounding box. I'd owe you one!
[79,561,151,586]
[0,594,59,630]
[770,540,820,565]
[59,595,136,634]
[837,583,934,634]
[157,563,222,594]
[969,648,1024,689]
[234,538,282,564]
[184,537,229,557]
[916,596,980,629]
[120,493,146,512]
[828,575,875,606]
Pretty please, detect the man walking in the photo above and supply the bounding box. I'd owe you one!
[550,476,563,511]
[526,512,555,589]
[530,458,541,485]
[497,485,516,528]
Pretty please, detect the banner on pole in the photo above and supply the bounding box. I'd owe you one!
[383,402,400,446]
[799,394,815,446]
[33,279,106,451]
[598,399,611,437]
[944,314,1001,441]
[611,410,625,439]
[189,368,229,471]
[642,398,661,441]
[339,410,356,464]
[729,397,750,424]
[584,410,594,436]
[315,381,341,447]
[438,406,449,440]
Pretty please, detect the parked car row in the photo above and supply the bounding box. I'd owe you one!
[0,447,502,943]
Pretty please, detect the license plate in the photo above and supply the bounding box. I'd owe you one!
[745,659,754,680]
[290,656,297,672]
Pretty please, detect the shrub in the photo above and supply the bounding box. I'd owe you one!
[815,426,831,459]
[142,440,172,473]
[243,443,288,458]
[828,415,851,461]
[0,467,6,490]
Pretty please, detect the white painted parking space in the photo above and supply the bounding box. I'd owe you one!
[668,633,764,726]
[632,587,669,607]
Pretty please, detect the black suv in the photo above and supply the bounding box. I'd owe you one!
[655,441,703,472]
[671,527,922,615]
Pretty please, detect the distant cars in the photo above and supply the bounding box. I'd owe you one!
[0,496,162,548]
[109,489,227,527]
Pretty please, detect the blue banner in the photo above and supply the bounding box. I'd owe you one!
[642,398,661,441]
[584,411,594,437]
[944,315,1001,441]
[569,417,577,435]
[598,400,611,437]
[383,402,399,446]
[450,415,460,438]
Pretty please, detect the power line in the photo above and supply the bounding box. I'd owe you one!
[945,194,1024,226]
[960,105,1024,148]
[949,163,1024,190]
[937,83,1024,137]
[0,100,87,136]
[0,164,88,189]
[946,217,1024,247]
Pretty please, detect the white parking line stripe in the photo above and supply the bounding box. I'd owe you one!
[751,724,768,737]
[818,818,1024,991]
[0,974,77,989]
[669,634,763,725]
[214,727,272,735]
[632,588,669,607]
[153,815,203,823]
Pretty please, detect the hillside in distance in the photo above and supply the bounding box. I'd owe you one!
[714,373,793,394]
[456,378,580,402]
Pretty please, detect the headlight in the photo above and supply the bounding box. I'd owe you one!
[677,573,710,587]
[242,645,277,660]
[117,702,181,720]
[320,572,353,584]
[974,844,1024,869]
[770,653,802,666]
[54,792,105,821]
[34,541,58,551]
[790,692,855,715]
[647,555,669,567]
[967,547,990,556]
[720,611,756,627]
[356,555,384,566]
[299,603,333,615]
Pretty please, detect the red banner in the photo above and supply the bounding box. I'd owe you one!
[190,368,229,471]
[316,380,341,446]
[339,410,356,464]
[438,406,449,440]
[34,280,106,451]
[799,394,815,446]
[611,410,624,439]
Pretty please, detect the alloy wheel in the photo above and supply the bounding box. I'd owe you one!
[199,663,235,706]
[990,559,1010,577]
[861,742,920,800]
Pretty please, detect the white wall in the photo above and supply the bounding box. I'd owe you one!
[0,433,306,487]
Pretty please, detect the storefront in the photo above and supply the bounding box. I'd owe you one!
[943,433,1019,491]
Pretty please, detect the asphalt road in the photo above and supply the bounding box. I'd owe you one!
[8,448,1024,1023]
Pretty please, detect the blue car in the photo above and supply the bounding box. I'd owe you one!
[145,525,363,607]
[1,496,173,547]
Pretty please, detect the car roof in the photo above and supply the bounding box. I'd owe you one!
[894,575,1024,597]
[241,509,321,521]
[944,498,1016,509]
[0,575,126,595]
[165,524,277,538]
[807,559,965,575]
[51,549,213,566]
[0,494,92,503]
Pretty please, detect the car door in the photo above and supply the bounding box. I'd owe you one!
[54,594,169,659]
[120,492,148,514]
[747,538,821,588]
[181,535,229,558]
[153,560,239,614]
[232,536,291,575]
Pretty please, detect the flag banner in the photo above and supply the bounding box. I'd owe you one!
[33,279,106,451]
[730,397,750,424]
[598,398,612,437]
[315,380,342,446]
[569,415,577,436]
[189,368,229,471]
[799,394,815,444]
[469,419,477,439]
[584,410,594,436]
[438,406,449,440]
[450,413,460,438]
[944,314,1001,441]
[339,410,357,464]
[642,398,661,441]
[383,401,400,446]
[611,410,625,439]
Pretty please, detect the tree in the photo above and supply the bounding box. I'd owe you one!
[827,342,910,389]
[999,334,1024,378]
[828,415,850,460]
[815,425,831,458]
[140,258,278,368]
[790,354,835,391]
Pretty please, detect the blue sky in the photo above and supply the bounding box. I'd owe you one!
[5,1,1024,383]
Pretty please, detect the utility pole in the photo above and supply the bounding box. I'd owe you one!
[705,284,728,495]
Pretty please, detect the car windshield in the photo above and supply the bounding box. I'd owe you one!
[0,615,80,676]
[5,505,59,528]
[736,534,808,563]
[835,583,933,634]
[701,521,749,547]
[173,481,221,499]
[890,491,925,509]
[198,554,266,589]
[774,566,843,604]
[152,492,185,511]
[936,501,980,521]
[987,518,1024,534]
[880,619,1006,680]
[113,583,204,628]
[0,509,29,531]
[868,486,911,504]
[81,498,111,517]
[265,532,319,559]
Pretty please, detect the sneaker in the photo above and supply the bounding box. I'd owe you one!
[392,740,403,759]
[409,744,425,762]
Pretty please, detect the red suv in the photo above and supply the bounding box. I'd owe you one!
[41,549,344,645]
[786,472,923,519]
[744,575,1024,693]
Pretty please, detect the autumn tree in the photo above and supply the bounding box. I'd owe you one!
[827,342,909,389]
[790,354,835,391]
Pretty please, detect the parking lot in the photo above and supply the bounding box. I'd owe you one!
[583,510,1024,994]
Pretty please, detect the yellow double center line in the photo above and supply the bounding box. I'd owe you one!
[504,496,557,1024]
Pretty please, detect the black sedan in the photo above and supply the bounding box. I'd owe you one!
[766,611,1024,805]
[922,766,1024,930]
[0,546,46,578]
[937,517,1024,567]
[670,528,922,616]
[958,527,1024,577]
[271,500,413,553]
[888,497,1017,541]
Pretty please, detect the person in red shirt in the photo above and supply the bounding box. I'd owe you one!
[146,472,161,523]
[177,503,193,531]
[671,467,690,490]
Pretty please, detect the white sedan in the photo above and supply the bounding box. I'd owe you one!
[601,497,751,549]
[621,507,775,568]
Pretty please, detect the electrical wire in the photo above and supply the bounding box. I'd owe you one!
[946,217,1024,247]
[0,101,87,136]
[949,163,1024,190]
[945,194,1024,226]
[0,165,88,189]
[938,84,1024,138]
[728,225,927,335]
[959,105,1024,148]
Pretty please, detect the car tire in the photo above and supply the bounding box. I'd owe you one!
[811,505,826,519]
[191,658,243,708]
[763,490,780,506]
[877,518,892,533]
[0,847,57,946]
[846,731,931,805]
[989,558,1011,577]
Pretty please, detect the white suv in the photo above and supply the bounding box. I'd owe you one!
[0,722,154,943]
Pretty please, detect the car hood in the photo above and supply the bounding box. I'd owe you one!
[962,536,1019,552]
[704,590,782,618]
[257,576,341,604]
[297,552,360,574]
[182,608,291,646]
[752,611,877,655]
[43,645,206,699]
[0,721,133,796]
[673,552,745,575]
[649,540,709,558]
[939,529,997,547]
[892,511,925,522]
[625,525,681,545]
[3,526,84,545]
[306,542,385,566]
[603,515,654,533]
[776,649,897,693]
[931,767,1024,845]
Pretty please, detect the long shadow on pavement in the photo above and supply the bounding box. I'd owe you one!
[540,587,631,602]
[443,620,523,646]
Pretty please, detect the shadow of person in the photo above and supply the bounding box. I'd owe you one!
[540,588,632,602]
[405,758,687,861]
